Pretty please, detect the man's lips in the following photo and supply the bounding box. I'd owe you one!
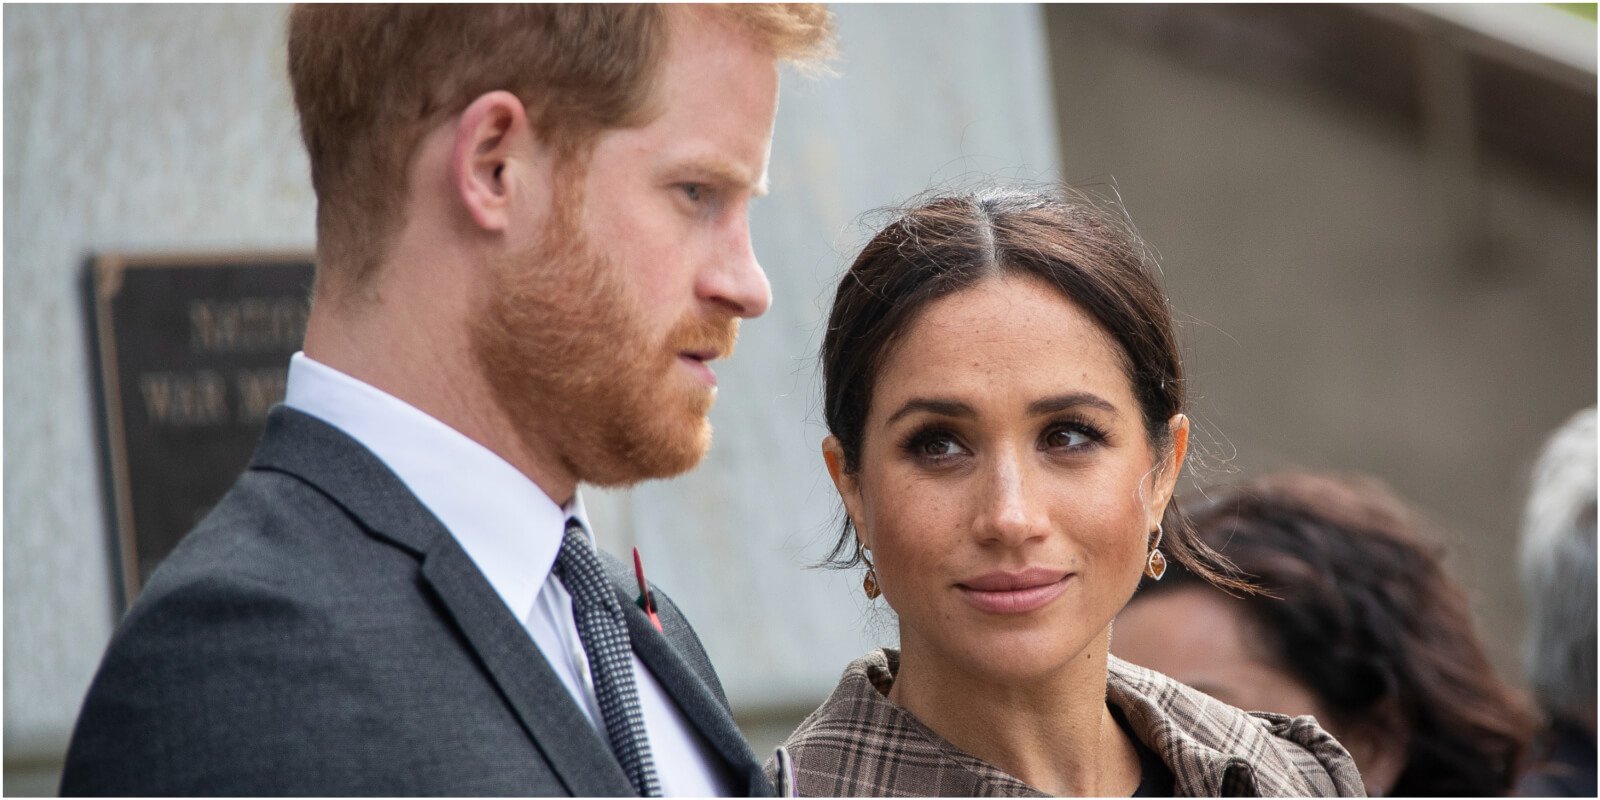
[956,567,1071,614]
[677,350,721,387]
[679,348,722,362]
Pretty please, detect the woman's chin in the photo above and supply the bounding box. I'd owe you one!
[926,627,1102,686]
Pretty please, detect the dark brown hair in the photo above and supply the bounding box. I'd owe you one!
[1139,471,1535,796]
[818,187,1246,592]
[286,4,835,291]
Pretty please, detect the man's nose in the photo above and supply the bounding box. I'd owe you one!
[699,221,772,319]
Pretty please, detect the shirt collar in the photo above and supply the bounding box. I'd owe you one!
[283,351,590,620]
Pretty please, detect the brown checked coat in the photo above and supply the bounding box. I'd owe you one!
[769,649,1366,797]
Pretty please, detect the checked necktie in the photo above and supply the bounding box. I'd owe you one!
[553,518,662,797]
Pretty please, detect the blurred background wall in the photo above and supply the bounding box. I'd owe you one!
[1045,2,1596,676]
[4,4,1593,795]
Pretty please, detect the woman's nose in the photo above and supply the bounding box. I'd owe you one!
[977,452,1050,547]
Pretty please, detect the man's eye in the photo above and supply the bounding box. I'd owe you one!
[682,184,703,202]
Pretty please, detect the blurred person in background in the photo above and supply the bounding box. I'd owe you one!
[1515,408,1596,798]
[1114,471,1535,796]
[773,188,1364,796]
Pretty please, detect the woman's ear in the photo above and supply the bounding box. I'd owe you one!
[822,436,868,544]
[1147,413,1190,528]
[450,90,545,233]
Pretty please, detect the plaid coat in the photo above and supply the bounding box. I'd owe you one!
[768,649,1366,797]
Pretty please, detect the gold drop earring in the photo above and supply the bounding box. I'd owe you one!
[858,540,881,599]
[1145,523,1168,581]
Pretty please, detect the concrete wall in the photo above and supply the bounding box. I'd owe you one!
[1047,6,1596,678]
[3,4,1062,792]
[5,6,317,794]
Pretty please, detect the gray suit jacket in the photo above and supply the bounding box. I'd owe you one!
[61,406,771,796]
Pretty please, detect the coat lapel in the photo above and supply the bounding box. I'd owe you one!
[250,407,635,797]
[422,544,635,797]
[615,588,772,796]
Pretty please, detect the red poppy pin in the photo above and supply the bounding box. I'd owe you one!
[632,547,664,633]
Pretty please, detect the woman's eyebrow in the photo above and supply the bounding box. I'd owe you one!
[1027,393,1118,416]
[886,394,1118,424]
[885,398,974,424]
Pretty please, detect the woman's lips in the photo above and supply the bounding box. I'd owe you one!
[956,568,1071,614]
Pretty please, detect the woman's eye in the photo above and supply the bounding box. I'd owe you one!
[905,431,967,461]
[1044,426,1092,450]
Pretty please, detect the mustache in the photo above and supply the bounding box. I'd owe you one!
[666,314,740,359]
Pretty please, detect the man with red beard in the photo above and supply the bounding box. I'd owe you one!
[61,6,835,796]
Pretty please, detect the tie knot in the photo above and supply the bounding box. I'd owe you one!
[556,518,606,599]
[564,516,588,546]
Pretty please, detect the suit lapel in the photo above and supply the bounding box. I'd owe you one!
[250,407,635,797]
[616,589,771,796]
[422,545,635,797]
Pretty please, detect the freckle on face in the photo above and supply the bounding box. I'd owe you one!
[853,275,1161,685]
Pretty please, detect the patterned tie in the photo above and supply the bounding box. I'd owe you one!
[553,518,662,797]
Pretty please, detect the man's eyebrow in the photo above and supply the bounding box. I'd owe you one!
[669,156,769,197]
[886,398,975,425]
[1027,393,1118,417]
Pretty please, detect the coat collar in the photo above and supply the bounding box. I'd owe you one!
[778,648,1364,798]
[1105,655,1366,797]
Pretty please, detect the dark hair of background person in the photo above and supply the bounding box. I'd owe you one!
[817,186,1249,593]
[1138,471,1535,796]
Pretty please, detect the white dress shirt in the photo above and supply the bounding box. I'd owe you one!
[283,352,734,796]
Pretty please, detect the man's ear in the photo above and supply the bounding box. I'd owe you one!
[822,436,868,545]
[450,90,541,233]
[1147,413,1190,529]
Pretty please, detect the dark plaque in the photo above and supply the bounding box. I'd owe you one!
[90,253,314,605]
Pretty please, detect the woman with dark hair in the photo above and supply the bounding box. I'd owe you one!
[1113,472,1535,796]
[771,188,1364,796]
